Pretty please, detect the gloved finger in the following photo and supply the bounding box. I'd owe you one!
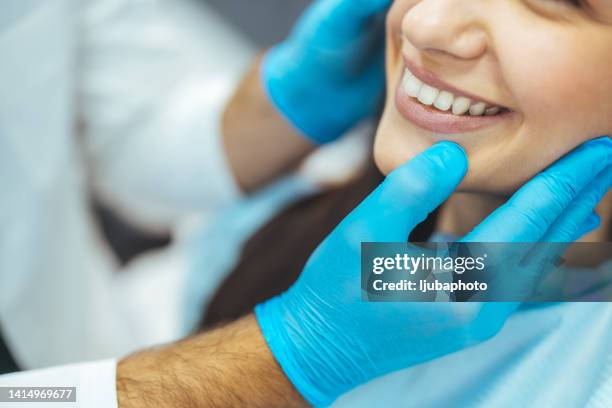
[344,45,386,112]
[577,213,602,238]
[463,137,612,243]
[325,0,391,26]
[310,0,392,37]
[541,164,612,243]
[518,209,603,288]
[515,209,598,295]
[471,158,610,304]
[339,142,468,243]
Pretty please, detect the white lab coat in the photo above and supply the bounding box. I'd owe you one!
[0,0,254,401]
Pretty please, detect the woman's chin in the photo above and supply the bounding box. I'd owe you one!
[373,112,528,196]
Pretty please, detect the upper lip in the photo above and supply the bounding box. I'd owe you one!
[403,56,507,109]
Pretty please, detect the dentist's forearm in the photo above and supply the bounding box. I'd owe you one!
[116,314,306,408]
[222,55,314,193]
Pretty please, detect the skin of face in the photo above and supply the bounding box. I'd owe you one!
[374,0,612,194]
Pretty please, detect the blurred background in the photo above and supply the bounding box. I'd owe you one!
[204,0,309,45]
[96,0,369,346]
[101,0,312,265]
[0,0,371,374]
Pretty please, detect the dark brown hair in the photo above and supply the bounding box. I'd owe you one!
[199,160,438,330]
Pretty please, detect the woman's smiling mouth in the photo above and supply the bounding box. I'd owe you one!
[395,58,514,134]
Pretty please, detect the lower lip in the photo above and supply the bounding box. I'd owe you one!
[394,78,513,135]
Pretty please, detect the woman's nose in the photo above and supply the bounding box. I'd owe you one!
[402,0,488,60]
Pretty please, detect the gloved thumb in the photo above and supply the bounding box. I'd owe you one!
[339,142,468,243]
[306,0,392,38]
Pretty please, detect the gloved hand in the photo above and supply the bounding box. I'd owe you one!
[262,0,390,144]
[256,137,612,406]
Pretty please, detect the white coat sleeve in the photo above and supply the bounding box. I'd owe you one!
[0,359,117,408]
[77,0,255,227]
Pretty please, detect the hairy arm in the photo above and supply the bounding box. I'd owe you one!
[222,55,314,193]
[116,314,306,408]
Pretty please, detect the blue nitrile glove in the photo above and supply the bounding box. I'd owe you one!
[256,138,612,407]
[262,0,390,144]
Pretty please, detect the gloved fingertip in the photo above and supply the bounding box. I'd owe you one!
[576,212,601,239]
[435,140,467,154]
[331,0,393,28]
[374,0,393,8]
[590,135,612,147]
[431,141,469,177]
[583,136,612,154]
[586,212,601,230]
[357,0,393,12]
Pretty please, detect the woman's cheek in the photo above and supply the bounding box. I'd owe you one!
[502,36,611,151]
[386,1,415,73]
[387,0,415,35]
[386,0,417,54]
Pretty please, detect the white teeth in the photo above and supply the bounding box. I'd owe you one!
[417,84,439,106]
[433,91,454,111]
[469,102,486,116]
[452,97,471,116]
[402,70,423,97]
[485,107,500,116]
[401,68,504,116]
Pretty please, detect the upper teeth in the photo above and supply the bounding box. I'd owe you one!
[402,69,502,116]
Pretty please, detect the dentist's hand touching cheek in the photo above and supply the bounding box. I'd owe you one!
[256,138,612,407]
[223,0,391,192]
[262,0,391,144]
